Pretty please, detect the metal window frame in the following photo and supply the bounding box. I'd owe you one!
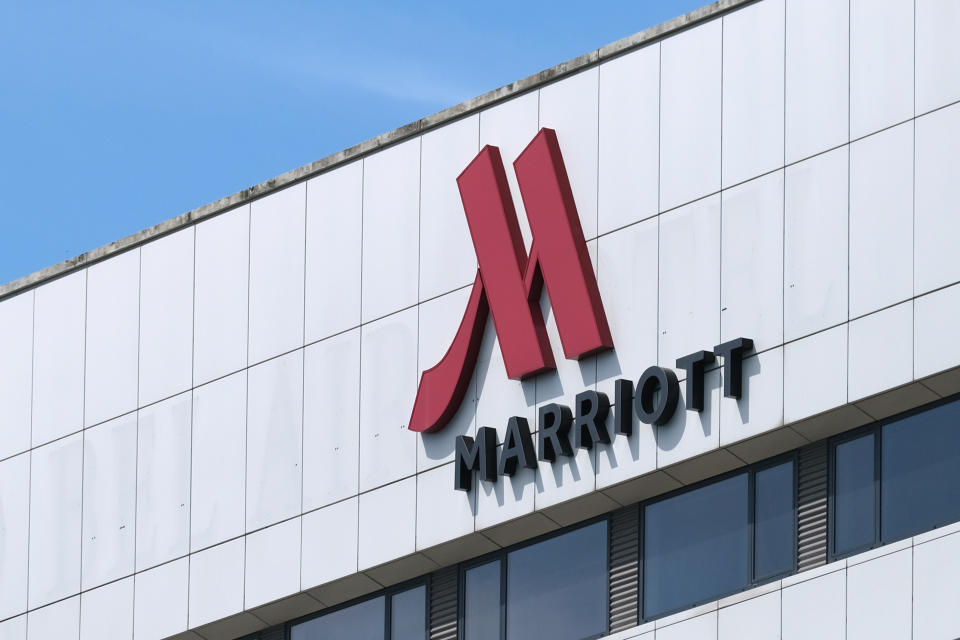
[637,451,798,623]
[827,391,960,562]
[284,575,430,640]
[456,515,612,640]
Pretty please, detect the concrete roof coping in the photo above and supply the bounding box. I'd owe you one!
[0,0,752,301]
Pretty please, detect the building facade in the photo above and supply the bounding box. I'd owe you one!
[2,0,960,638]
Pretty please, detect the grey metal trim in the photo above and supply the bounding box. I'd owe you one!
[796,441,829,572]
[608,504,640,633]
[0,0,753,302]
[429,566,459,640]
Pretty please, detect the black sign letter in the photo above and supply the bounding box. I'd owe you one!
[454,427,497,491]
[634,366,680,426]
[499,416,537,476]
[713,338,754,399]
[675,350,715,412]
[573,390,611,450]
[538,403,573,461]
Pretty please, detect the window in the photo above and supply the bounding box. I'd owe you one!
[832,433,877,556]
[881,400,960,541]
[464,560,500,640]
[461,521,608,640]
[391,586,427,640]
[506,522,607,640]
[643,474,749,618]
[754,460,796,579]
[290,596,385,640]
[643,459,795,620]
[832,395,960,556]
[290,583,425,640]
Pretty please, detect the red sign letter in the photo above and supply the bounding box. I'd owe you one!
[409,128,613,433]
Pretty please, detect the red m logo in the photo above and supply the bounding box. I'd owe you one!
[409,128,614,433]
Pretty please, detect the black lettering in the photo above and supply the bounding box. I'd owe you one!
[675,350,715,412]
[573,390,611,450]
[498,417,537,476]
[454,427,497,491]
[713,337,754,399]
[614,379,634,436]
[634,366,680,426]
[538,403,573,461]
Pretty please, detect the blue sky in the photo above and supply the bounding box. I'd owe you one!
[0,1,704,285]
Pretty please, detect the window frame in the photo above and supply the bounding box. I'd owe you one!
[457,515,611,640]
[828,392,960,561]
[638,451,798,623]
[285,575,430,640]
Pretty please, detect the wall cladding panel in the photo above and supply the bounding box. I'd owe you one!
[84,249,140,428]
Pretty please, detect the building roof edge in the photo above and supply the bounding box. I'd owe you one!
[0,0,752,300]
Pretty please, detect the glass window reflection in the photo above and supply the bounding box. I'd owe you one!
[464,560,501,640]
[391,585,426,640]
[505,521,607,640]
[290,596,385,640]
[882,401,960,542]
[754,461,795,580]
[644,474,750,619]
[833,433,876,556]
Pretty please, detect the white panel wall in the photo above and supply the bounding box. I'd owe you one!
[915,103,960,295]
[133,559,188,640]
[193,204,249,385]
[915,0,960,114]
[785,0,848,163]
[358,308,418,491]
[660,18,722,211]
[80,577,133,640]
[303,329,360,511]
[417,288,476,472]
[136,393,191,571]
[28,597,79,640]
[419,115,479,301]
[850,0,914,139]
[361,138,420,323]
[783,147,848,341]
[246,350,303,532]
[658,195,720,369]
[3,1,960,636]
[0,454,29,620]
[32,271,86,447]
[848,122,913,318]
[0,292,32,460]
[722,0,784,188]
[720,171,784,351]
[598,43,659,235]
[191,372,246,552]
[138,227,194,407]
[540,68,600,238]
[85,249,139,427]
[28,433,82,609]
[248,183,306,365]
[82,413,137,590]
[305,161,362,343]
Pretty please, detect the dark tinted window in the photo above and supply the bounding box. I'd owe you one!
[391,586,426,640]
[290,596,385,640]
[505,521,607,640]
[882,401,960,542]
[464,560,501,640]
[833,433,876,556]
[754,461,795,579]
[644,474,750,619]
